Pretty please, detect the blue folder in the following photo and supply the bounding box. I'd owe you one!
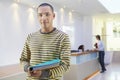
[29,59,60,71]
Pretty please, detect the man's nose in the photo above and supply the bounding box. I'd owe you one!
[41,15,47,21]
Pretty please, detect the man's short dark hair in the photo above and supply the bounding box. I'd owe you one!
[37,3,54,12]
[96,35,101,40]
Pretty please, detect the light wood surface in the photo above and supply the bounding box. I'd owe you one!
[0,64,23,78]
[71,50,98,56]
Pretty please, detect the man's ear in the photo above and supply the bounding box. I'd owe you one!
[53,13,55,18]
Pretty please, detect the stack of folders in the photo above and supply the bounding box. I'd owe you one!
[29,59,60,71]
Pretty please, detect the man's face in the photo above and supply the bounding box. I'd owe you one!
[37,6,55,29]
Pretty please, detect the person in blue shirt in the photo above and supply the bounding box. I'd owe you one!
[95,35,106,73]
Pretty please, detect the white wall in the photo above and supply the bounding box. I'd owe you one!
[71,15,93,50]
[82,16,93,50]
[0,0,94,66]
[0,0,39,66]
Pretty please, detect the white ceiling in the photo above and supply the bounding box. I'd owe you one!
[18,0,109,16]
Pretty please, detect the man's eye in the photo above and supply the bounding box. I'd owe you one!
[46,13,49,16]
[38,14,42,17]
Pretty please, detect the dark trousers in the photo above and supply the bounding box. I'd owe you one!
[98,51,106,71]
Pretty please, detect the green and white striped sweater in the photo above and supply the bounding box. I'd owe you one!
[20,28,71,80]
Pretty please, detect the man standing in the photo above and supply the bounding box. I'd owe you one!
[20,3,71,80]
[95,35,106,73]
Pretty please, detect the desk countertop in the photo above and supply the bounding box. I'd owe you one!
[71,50,98,56]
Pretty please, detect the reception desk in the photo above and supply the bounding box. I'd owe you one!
[63,51,100,80]
[0,51,99,80]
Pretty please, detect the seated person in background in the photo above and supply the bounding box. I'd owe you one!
[78,45,84,52]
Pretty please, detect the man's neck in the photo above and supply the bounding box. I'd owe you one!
[41,27,54,33]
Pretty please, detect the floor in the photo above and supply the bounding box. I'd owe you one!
[89,62,120,80]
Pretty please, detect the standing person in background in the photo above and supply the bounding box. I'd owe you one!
[20,3,71,80]
[95,35,106,73]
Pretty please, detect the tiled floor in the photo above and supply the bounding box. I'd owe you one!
[89,62,120,80]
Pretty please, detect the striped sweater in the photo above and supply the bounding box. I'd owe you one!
[20,28,71,80]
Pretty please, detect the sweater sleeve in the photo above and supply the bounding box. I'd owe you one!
[49,35,71,78]
[20,35,31,72]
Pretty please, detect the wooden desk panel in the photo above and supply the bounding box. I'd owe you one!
[0,64,23,78]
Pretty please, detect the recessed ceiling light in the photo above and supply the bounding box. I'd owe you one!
[72,10,74,12]
[63,5,66,8]
[32,5,36,8]
[15,0,20,3]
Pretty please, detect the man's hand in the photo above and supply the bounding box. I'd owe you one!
[28,70,42,77]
